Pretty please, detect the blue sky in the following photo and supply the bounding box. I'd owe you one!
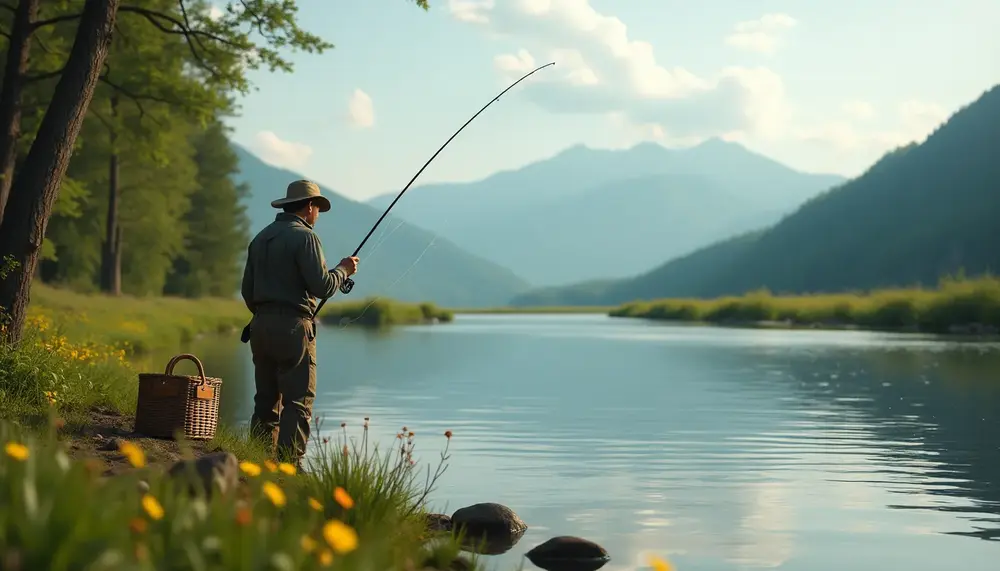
[223,0,1000,201]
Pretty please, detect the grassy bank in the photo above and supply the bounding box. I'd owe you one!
[450,306,613,315]
[610,276,1000,334]
[28,284,248,355]
[3,285,257,458]
[0,417,469,570]
[319,298,454,328]
[3,287,476,569]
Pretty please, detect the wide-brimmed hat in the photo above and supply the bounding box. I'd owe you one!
[270,180,331,212]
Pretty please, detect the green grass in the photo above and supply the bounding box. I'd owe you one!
[450,306,613,314]
[610,275,1000,334]
[319,298,454,328]
[28,284,249,355]
[0,419,472,570]
[2,287,477,569]
[1,287,259,457]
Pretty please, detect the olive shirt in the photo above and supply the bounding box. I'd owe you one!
[241,212,349,317]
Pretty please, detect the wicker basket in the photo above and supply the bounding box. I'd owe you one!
[134,353,222,441]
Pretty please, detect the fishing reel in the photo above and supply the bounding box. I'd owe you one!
[340,278,354,294]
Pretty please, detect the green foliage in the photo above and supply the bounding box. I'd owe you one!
[0,419,471,571]
[163,121,251,297]
[319,298,454,328]
[25,283,247,355]
[611,275,1000,334]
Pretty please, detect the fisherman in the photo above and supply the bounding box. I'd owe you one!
[240,179,359,466]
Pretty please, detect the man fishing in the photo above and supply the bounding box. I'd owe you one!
[240,179,360,466]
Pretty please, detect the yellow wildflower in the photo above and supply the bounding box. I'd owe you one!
[333,486,354,510]
[308,497,323,511]
[322,520,358,554]
[141,494,164,520]
[239,461,261,477]
[649,555,673,571]
[278,462,296,475]
[119,441,146,468]
[317,548,334,567]
[300,535,317,552]
[264,460,277,473]
[262,481,286,507]
[4,442,29,461]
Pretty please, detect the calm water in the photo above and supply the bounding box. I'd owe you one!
[157,314,1000,571]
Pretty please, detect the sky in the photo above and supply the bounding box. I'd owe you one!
[223,0,1000,202]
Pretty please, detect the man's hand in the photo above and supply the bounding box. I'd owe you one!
[337,256,359,276]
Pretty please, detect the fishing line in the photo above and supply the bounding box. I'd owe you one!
[312,61,557,322]
[335,236,438,329]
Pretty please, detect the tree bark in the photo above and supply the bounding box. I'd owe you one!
[0,0,121,345]
[100,94,121,295]
[0,0,40,227]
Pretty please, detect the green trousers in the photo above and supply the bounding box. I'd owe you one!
[248,311,317,463]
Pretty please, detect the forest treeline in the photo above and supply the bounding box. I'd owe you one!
[0,1,429,344]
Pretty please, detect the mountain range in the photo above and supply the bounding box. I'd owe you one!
[234,147,529,308]
[366,139,847,286]
[511,84,1000,306]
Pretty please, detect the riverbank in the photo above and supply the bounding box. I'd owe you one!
[450,306,613,315]
[4,284,261,463]
[28,284,249,355]
[319,298,454,327]
[2,287,478,569]
[610,276,1000,334]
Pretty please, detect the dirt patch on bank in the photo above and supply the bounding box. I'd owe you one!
[59,406,225,477]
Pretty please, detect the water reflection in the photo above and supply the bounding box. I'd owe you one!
[150,316,1000,571]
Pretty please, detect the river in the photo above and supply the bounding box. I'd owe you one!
[150,314,1000,571]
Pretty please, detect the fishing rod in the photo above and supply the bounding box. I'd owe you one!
[312,61,556,319]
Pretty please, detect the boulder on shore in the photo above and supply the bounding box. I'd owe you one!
[525,536,611,571]
[426,513,453,532]
[167,451,239,497]
[450,502,527,555]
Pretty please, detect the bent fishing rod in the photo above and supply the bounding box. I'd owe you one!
[312,61,556,319]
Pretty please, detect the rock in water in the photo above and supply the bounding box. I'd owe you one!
[450,502,527,555]
[426,513,453,532]
[167,452,239,497]
[525,536,611,571]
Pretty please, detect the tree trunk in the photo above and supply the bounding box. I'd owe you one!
[100,94,121,295]
[0,0,120,345]
[0,0,39,227]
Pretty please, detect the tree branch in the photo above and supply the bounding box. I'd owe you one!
[120,5,239,47]
[24,67,64,83]
[31,13,83,30]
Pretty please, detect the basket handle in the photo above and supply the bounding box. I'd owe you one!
[164,353,208,385]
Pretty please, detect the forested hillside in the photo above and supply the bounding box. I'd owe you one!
[511,85,1000,306]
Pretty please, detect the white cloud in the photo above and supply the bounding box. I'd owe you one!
[347,89,375,128]
[797,100,948,153]
[448,0,494,24]
[841,100,876,121]
[725,13,798,55]
[250,131,313,170]
[453,0,791,144]
[208,5,225,20]
[450,1,948,174]
[494,49,536,74]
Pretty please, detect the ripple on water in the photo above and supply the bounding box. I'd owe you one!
[281,318,1000,570]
